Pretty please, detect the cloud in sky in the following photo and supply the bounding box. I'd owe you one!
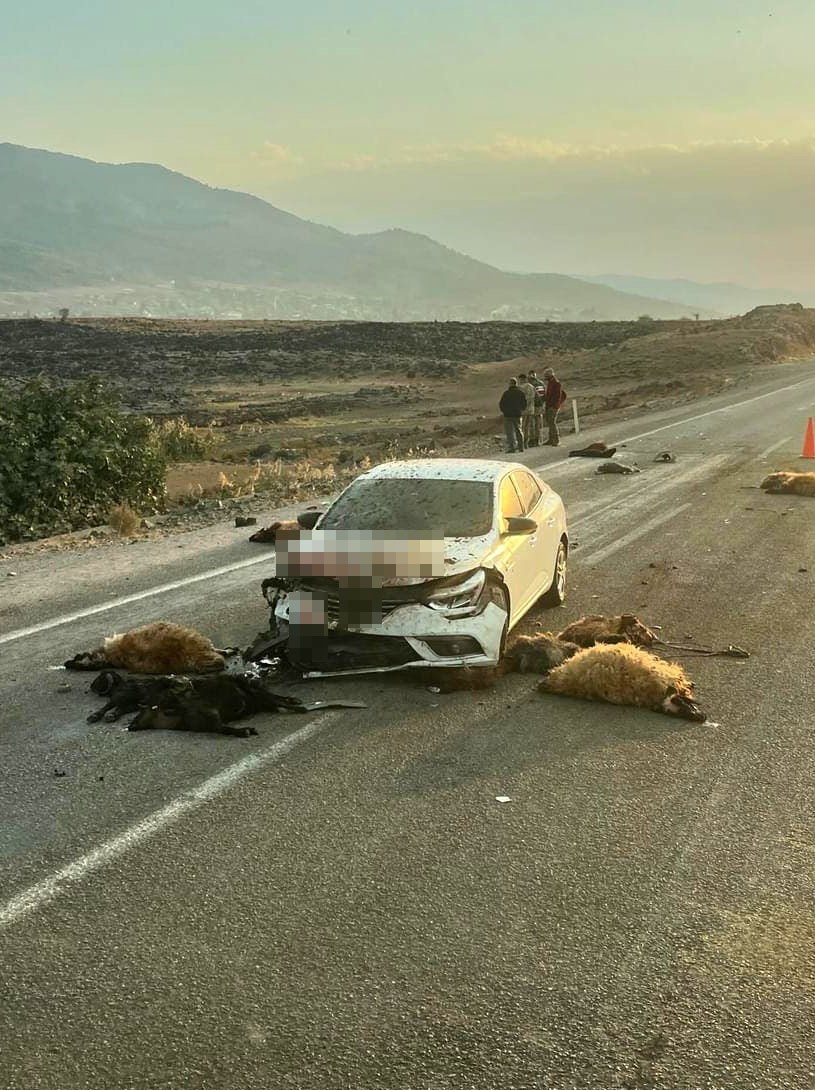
[254,142,302,163]
[263,136,815,292]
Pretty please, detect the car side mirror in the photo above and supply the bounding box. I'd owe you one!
[504,516,537,535]
[296,509,322,529]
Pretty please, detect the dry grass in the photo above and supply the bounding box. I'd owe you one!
[108,502,140,536]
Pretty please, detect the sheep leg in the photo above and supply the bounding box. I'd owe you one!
[87,700,118,723]
[222,724,259,738]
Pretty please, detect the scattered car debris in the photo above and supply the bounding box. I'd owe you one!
[426,685,442,694]
[235,516,257,527]
[654,451,676,463]
[52,769,67,778]
[539,643,706,722]
[56,682,72,693]
[569,442,617,458]
[495,796,512,804]
[596,462,640,475]
[760,470,815,496]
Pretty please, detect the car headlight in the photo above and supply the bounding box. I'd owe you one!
[425,569,487,616]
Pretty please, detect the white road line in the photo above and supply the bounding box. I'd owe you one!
[757,435,791,460]
[0,713,339,930]
[0,553,273,646]
[569,456,728,538]
[4,378,811,648]
[578,504,692,567]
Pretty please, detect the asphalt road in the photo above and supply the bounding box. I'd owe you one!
[2,365,815,1090]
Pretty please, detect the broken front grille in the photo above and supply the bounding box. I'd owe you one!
[300,582,420,626]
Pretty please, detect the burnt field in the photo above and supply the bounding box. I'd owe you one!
[1,309,813,509]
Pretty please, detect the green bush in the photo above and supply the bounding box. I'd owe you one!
[0,378,167,544]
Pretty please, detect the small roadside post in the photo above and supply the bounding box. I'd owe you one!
[572,398,580,435]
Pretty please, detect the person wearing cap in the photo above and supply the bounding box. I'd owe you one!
[517,372,537,448]
[499,377,527,453]
[541,368,566,447]
[527,368,545,446]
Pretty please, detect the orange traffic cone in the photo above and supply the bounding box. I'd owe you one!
[803,417,815,459]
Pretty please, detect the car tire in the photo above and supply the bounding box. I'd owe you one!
[539,539,567,608]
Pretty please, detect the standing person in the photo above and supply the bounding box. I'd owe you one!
[518,372,536,448]
[541,367,567,447]
[528,368,545,447]
[499,378,527,453]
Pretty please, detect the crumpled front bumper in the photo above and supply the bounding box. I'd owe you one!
[260,576,507,677]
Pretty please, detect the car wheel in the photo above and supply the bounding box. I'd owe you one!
[539,539,567,608]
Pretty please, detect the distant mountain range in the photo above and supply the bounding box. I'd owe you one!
[0,143,711,322]
[582,274,812,318]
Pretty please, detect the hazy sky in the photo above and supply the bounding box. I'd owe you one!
[3,0,815,288]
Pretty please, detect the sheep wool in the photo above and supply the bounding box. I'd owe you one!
[760,471,815,497]
[557,614,657,649]
[102,622,225,674]
[539,642,706,722]
[503,632,580,674]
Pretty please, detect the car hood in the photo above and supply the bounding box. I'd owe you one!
[277,530,499,586]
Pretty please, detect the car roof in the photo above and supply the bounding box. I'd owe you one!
[356,458,530,484]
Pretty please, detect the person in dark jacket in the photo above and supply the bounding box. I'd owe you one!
[499,378,527,452]
[541,367,566,446]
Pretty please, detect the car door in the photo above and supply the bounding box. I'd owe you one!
[497,473,539,623]
[511,469,562,593]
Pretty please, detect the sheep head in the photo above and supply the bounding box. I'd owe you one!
[661,688,706,722]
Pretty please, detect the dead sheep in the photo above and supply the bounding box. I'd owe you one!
[503,632,580,674]
[596,462,640,475]
[557,614,657,649]
[760,471,815,497]
[127,673,308,737]
[249,520,301,544]
[65,621,227,674]
[569,442,617,458]
[86,670,179,722]
[538,643,706,722]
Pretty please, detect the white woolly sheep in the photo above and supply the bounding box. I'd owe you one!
[538,642,706,722]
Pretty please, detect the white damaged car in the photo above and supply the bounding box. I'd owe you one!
[257,458,568,675]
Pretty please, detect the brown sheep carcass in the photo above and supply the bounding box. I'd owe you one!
[503,632,580,674]
[538,643,706,722]
[249,520,301,544]
[65,622,226,674]
[760,471,815,497]
[557,613,657,649]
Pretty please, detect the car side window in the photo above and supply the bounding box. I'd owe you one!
[499,475,524,519]
[511,471,543,515]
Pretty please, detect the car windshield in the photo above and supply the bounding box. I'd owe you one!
[319,477,493,537]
